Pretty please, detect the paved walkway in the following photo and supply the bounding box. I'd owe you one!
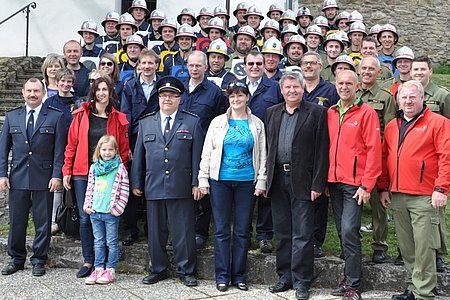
[0,267,429,300]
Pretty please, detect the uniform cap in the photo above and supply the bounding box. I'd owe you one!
[78,19,99,36]
[156,76,185,95]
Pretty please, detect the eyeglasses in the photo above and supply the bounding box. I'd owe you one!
[100,61,114,67]
[227,81,248,89]
[246,61,263,66]
[300,61,320,66]
[159,94,180,100]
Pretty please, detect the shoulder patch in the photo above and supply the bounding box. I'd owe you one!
[8,106,22,112]
[139,111,157,120]
[382,88,393,95]
[182,110,199,118]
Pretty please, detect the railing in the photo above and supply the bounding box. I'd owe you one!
[0,2,37,56]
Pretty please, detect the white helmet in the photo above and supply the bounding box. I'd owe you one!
[207,38,230,60]
[281,24,299,39]
[206,17,226,35]
[101,11,120,27]
[348,21,367,37]
[176,23,197,41]
[304,25,324,42]
[377,24,399,44]
[335,11,350,24]
[262,19,281,36]
[116,13,138,31]
[177,8,197,26]
[262,37,283,56]
[280,10,298,25]
[78,19,99,36]
[313,16,330,29]
[297,7,314,22]
[331,55,356,76]
[284,34,308,54]
[322,0,339,11]
[369,24,382,35]
[233,2,249,17]
[347,10,363,24]
[233,25,256,44]
[214,6,230,19]
[128,0,149,14]
[123,34,145,52]
[244,5,264,20]
[323,33,344,51]
[393,46,414,66]
[149,9,166,21]
[267,3,284,18]
[157,18,178,34]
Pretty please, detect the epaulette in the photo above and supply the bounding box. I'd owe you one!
[7,106,22,112]
[139,111,157,120]
[382,88,393,95]
[182,109,199,118]
[48,105,62,112]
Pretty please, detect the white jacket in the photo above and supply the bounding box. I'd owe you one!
[198,107,267,191]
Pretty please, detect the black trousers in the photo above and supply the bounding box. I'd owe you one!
[8,189,53,266]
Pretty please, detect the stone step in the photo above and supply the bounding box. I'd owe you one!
[16,74,42,81]
[0,236,448,295]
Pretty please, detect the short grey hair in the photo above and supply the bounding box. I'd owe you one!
[300,51,323,65]
[398,80,424,99]
[280,71,306,89]
[188,50,208,65]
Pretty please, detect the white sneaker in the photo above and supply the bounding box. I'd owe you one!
[360,223,373,232]
[85,268,103,285]
[96,268,115,284]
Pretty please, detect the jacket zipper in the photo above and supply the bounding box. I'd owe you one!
[420,161,425,183]
[353,156,358,182]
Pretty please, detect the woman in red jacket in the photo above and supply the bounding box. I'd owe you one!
[62,76,129,278]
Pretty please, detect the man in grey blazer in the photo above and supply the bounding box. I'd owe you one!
[265,72,329,300]
[0,78,66,277]
[131,76,204,287]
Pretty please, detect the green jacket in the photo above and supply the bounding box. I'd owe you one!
[424,81,450,119]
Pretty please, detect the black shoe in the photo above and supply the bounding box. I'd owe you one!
[339,251,345,259]
[180,275,198,286]
[330,278,347,296]
[195,235,207,249]
[142,272,168,284]
[122,234,137,246]
[394,253,404,266]
[269,281,292,293]
[236,282,248,291]
[32,264,46,277]
[1,262,24,275]
[372,250,390,263]
[314,245,324,258]
[295,289,310,300]
[392,289,415,300]
[436,257,446,273]
[259,240,273,253]
[216,283,228,292]
[76,265,93,278]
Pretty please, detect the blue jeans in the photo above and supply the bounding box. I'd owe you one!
[90,212,120,269]
[329,183,363,289]
[73,179,94,264]
[209,180,256,285]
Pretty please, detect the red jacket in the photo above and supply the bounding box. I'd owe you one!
[62,102,129,176]
[378,107,450,196]
[328,100,382,192]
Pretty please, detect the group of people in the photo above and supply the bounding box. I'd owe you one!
[0,1,449,300]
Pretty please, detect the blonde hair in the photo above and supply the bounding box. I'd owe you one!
[93,135,119,162]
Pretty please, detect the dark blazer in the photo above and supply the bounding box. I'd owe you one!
[130,110,204,200]
[265,100,329,199]
[0,105,66,190]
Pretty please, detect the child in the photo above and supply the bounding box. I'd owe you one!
[83,135,129,284]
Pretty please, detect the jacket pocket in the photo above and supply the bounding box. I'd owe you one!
[419,161,425,183]
[40,127,55,134]
[42,160,53,169]
[353,156,357,182]
[144,134,156,142]
[429,216,441,250]
[9,127,22,134]
[177,132,193,140]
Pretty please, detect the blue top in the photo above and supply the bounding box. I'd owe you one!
[219,119,255,181]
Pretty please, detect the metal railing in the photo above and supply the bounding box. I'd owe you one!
[0,2,37,56]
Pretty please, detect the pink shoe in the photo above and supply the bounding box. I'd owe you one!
[96,268,115,284]
[85,268,103,285]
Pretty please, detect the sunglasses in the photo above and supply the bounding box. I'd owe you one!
[246,61,263,66]
[100,61,114,67]
[227,81,248,89]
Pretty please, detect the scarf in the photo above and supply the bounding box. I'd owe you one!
[92,155,121,176]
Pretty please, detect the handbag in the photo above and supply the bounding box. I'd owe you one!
[55,187,80,238]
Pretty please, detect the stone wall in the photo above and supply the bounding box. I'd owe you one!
[298,0,450,65]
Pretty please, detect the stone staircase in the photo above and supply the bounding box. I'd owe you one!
[0,56,44,125]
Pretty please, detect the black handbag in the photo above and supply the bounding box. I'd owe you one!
[55,187,80,238]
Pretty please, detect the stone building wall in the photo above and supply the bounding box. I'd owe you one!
[298,0,450,65]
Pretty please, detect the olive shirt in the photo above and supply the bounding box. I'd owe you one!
[424,81,450,119]
[357,82,395,134]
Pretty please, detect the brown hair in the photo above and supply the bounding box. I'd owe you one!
[99,53,120,82]
[88,76,118,115]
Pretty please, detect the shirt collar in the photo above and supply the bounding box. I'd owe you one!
[246,77,262,87]
[160,110,177,121]
[26,103,42,116]
[140,75,156,86]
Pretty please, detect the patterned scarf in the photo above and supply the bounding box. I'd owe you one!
[92,155,121,176]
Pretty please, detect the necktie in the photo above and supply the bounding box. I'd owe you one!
[27,109,35,141]
[164,116,171,142]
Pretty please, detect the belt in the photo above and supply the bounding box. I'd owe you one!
[277,163,291,172]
